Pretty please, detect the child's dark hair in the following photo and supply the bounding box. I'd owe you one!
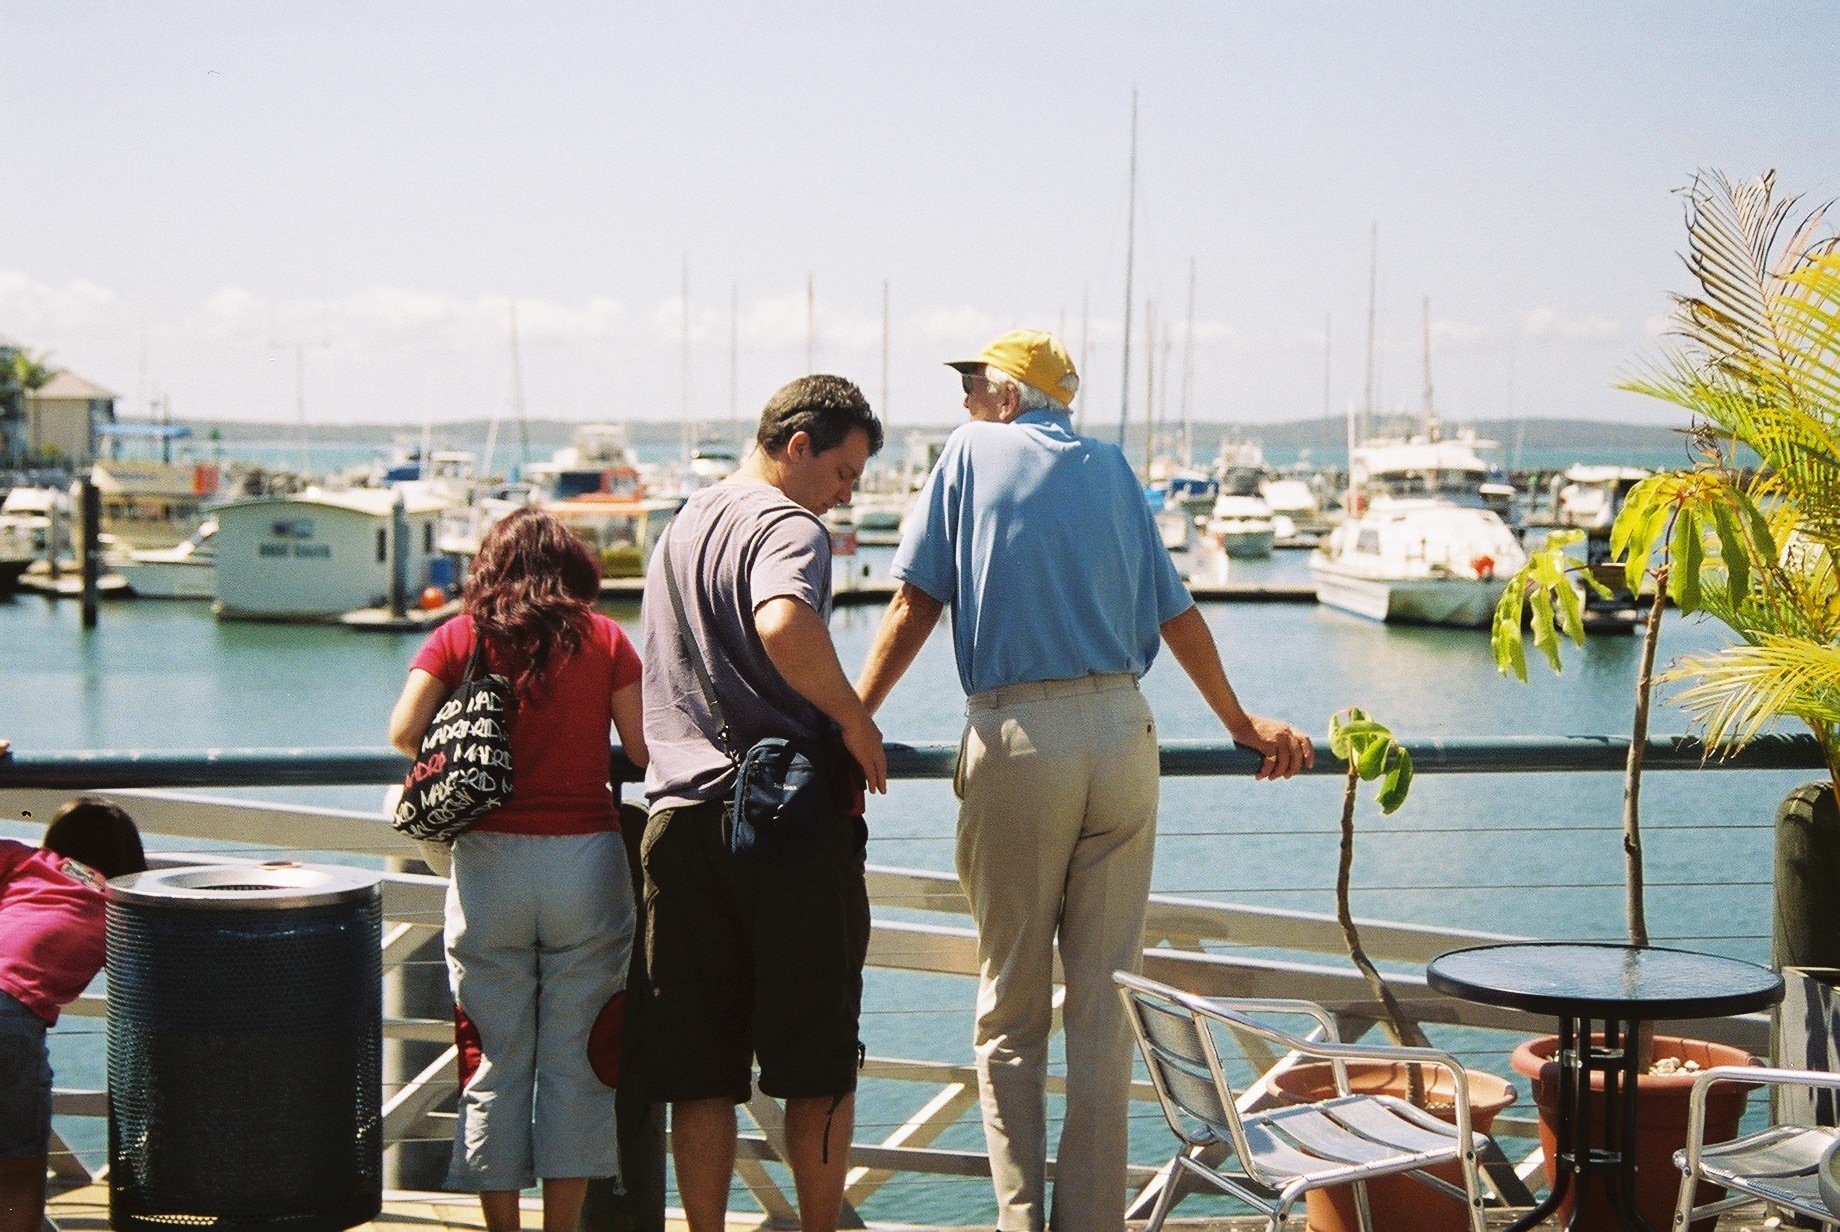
[43,797,147,880]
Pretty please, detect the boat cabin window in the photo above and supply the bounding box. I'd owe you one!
[376,528,387,563]
[554,473,603,500]
[423,523,434,554]
[1356,529,1381,555]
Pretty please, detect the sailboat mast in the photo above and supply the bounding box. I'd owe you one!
[508,302,528,470]
[805,272,815,373]
[294,343,309,476]
[681,254,693,463]
[1420,295,1439,440]
[1362,222,1377,449]
[881,278,891,443]
[1116,87,1138,450]
[729,280,739,446]
[1322,313,1333,420]
[1142,300,1156,477]
[1077,285,1090,434]
[1181,256,1196,462]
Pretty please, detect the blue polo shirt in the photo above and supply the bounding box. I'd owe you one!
[891,409,1195,696]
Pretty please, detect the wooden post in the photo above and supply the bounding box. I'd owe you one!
[389,494,409,619]
[77,476,100,628]
[47,489,63,582]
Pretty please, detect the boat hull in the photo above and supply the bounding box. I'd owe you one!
[1217,527,1275,558]
[1310,561,1507,627]
[117,558,215,600]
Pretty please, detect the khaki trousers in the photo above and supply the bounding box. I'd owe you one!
[955,673,1158,1232]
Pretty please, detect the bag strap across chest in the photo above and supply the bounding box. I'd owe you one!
[659,508,820,761]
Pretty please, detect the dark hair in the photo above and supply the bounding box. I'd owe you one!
[44,797,147,879]
[463,506,601,700]
[756,374,883,458]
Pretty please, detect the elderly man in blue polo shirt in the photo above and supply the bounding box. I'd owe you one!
[857,329,1312,1232]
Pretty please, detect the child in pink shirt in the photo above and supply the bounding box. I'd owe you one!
[1,797,145,1232]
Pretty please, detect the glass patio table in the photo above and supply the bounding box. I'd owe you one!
[1427,942,1783,1232]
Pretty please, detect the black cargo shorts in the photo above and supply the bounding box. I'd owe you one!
[632,794,869,1104]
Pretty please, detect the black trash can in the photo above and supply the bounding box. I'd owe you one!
[107,862,383,1232]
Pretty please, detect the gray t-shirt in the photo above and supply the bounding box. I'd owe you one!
[641,481,833,808]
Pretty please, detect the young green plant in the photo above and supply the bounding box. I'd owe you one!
[1328,708,1431,1083]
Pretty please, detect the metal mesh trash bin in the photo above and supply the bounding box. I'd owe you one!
[107,862,383,1232]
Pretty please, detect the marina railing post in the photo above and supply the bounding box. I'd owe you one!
[382,849,456,1192]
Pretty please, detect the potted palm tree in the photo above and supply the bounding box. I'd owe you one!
[1269,709,1516,1232]
[1491,168,1839,1230]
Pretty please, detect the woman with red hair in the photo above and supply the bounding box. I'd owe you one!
[389,506,646,1232]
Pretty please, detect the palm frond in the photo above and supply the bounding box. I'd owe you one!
[1675,170,1805,374]
[1666,636,1840,750]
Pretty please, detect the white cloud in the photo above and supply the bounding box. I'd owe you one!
[1523,308,1625,343]
[1641,312,1676,340]
[1430,319,1486,348]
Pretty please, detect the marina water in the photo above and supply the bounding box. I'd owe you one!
[2,547,1803,1223]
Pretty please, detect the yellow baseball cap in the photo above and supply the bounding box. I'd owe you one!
[946,329,1079,407]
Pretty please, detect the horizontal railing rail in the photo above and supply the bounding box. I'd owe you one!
[0,730,1825,789]
[1,735,1811,1224]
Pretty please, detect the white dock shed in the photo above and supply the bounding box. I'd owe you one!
[212,488,448,620]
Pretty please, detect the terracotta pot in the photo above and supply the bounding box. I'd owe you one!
[1270,1060,1517,1232]
[1509,1034,1756,1232]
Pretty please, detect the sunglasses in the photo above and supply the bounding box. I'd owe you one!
[960,373,981,396]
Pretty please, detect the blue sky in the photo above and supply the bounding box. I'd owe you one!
[3,2,1834,433]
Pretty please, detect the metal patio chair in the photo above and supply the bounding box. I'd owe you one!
[1115,971,1490,1232]
[1674,1065,1840,1228]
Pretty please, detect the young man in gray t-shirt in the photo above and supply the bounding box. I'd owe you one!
[636,374,885,1232]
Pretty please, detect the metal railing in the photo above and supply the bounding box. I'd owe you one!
[0,733,1823,1226]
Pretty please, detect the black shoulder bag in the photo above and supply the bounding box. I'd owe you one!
[660,520,835,861]
[392,633,517,843]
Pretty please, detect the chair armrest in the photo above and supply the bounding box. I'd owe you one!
[1679,1065,1838,1173]
[1195,995,1343,1044]
[1688,1064,1836,1116]
[1186,994,1478,1123]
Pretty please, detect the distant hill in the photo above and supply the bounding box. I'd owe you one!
[173,413,1685,454]
[1172,416,1694,469]
[152,413,1693,477]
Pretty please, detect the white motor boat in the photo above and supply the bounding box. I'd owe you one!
[1259,475,1335,546]
[1310,430,1527,627]
[1204,494,1277,558]
[1310,498,1526,626]
[831,490,916,548]
[0,486,67,557]
[1554,465,1650,532]
[115,519,217,599]
[689,441,741,486]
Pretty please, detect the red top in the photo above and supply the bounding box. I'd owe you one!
[412,612,642,835]
[0,838,109,1025]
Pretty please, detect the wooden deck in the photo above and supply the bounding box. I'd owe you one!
[41,1185,1794,1232]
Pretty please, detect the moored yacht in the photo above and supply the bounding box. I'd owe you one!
[1310,429,1527,627]
[1258,473,1336,547]
[518,425,677,579]
[1203,493,1277,558]
[115,519,217,599]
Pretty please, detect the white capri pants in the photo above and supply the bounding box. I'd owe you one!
[443,829,634,1191]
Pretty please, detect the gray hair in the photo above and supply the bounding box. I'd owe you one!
[985,367,1065,416]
